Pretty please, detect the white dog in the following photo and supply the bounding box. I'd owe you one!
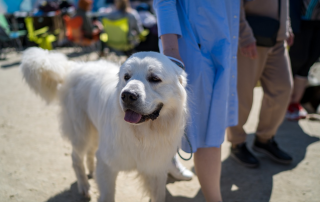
[20,47,188,202]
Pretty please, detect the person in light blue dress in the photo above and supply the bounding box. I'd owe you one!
[153,0,240,201]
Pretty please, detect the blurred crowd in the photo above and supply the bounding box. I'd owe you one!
[0,0,158,56]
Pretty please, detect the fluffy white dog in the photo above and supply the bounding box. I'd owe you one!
[20,47,188,202]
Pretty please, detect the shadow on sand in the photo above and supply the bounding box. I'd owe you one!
[220,120,319,202]
[166,120,319,202]
[66,51,93,59]
[1,62,20,69]
[45,120,319,202]
[46,182,90,202]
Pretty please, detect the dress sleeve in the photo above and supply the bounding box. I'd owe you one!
[239,0,256,47]
[153,0,182,37]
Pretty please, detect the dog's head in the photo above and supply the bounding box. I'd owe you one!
[117,52,187,124]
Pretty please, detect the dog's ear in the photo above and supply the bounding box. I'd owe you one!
[178,71,187,87]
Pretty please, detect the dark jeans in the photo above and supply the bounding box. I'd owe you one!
[289,20,320,77]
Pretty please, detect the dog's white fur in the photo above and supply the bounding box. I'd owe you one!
[20,47,188,202]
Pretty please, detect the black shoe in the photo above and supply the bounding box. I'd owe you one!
[230,142,260,168]
[252,137,293,164]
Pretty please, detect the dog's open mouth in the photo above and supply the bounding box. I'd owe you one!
[124,104,163,124]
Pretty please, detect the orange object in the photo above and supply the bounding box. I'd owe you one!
[63,15,94,46]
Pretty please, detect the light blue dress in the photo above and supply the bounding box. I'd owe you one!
[153,0,240,152]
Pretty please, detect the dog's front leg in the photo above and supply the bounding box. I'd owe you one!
[96,157,118,202]
[141,173,167,202]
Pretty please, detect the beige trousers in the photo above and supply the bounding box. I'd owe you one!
[227,41,293,145]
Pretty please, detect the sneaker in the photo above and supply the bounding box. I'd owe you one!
[168,154,193,181]
[286,103,307,121]
[252,137,292,164]
[230,142,260,168]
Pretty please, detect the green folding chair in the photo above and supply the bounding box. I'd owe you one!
[100,17,149,56]
[24,17,56,50]
[101,17,133,51]
[0,14,26,51]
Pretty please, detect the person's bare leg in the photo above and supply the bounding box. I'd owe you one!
[291,76,308,103]
[194,147,222,202]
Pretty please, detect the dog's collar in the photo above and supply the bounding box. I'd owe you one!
[167,56,185,70]
[170,60,185,70]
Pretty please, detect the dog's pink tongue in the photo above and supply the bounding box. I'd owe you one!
[124,110,142,123]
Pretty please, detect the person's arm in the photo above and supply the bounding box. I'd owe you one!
[161,34,182,62]
[153,0,182,61]
[286,1,294,46]
[239,0,256,47]
[239,0,257,59]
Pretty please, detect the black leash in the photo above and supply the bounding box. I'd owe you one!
[177,132,193,161]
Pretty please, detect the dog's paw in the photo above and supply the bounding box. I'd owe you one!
[77,181,91,198]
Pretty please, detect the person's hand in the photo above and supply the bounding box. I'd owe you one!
[93,20,104,31]
[287,32,294,46]
[240,42,257,59]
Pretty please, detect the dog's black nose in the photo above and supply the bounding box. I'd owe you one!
[121,91,139,104]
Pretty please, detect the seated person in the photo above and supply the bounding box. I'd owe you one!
[75,0,103,42]
[101,0,144,47]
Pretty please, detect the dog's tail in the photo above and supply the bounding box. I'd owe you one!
[20,47,74,103]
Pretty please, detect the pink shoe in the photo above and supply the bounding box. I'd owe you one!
[286,103,307,121]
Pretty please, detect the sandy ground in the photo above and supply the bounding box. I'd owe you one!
[0,49,319,202]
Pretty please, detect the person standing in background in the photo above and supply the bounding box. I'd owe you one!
[286,0,320,120]
[227,0,294,168]
[154,1,240,201]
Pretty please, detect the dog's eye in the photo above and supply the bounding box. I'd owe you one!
[124,74,131,81]
[149,76,162,83]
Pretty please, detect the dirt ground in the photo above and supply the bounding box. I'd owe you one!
[0,49,319,202]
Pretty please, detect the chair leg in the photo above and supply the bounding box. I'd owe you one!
[14,38,23,52]
[85,46,90,61]
[0,42,7,60]
[0,43,3,59]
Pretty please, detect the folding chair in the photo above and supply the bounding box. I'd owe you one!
[63,15,95,46]
[100,17,149,56]
[0,14,26,54]
[63,15,101,60]
[100,17,132,52]
[24,16,56,50]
